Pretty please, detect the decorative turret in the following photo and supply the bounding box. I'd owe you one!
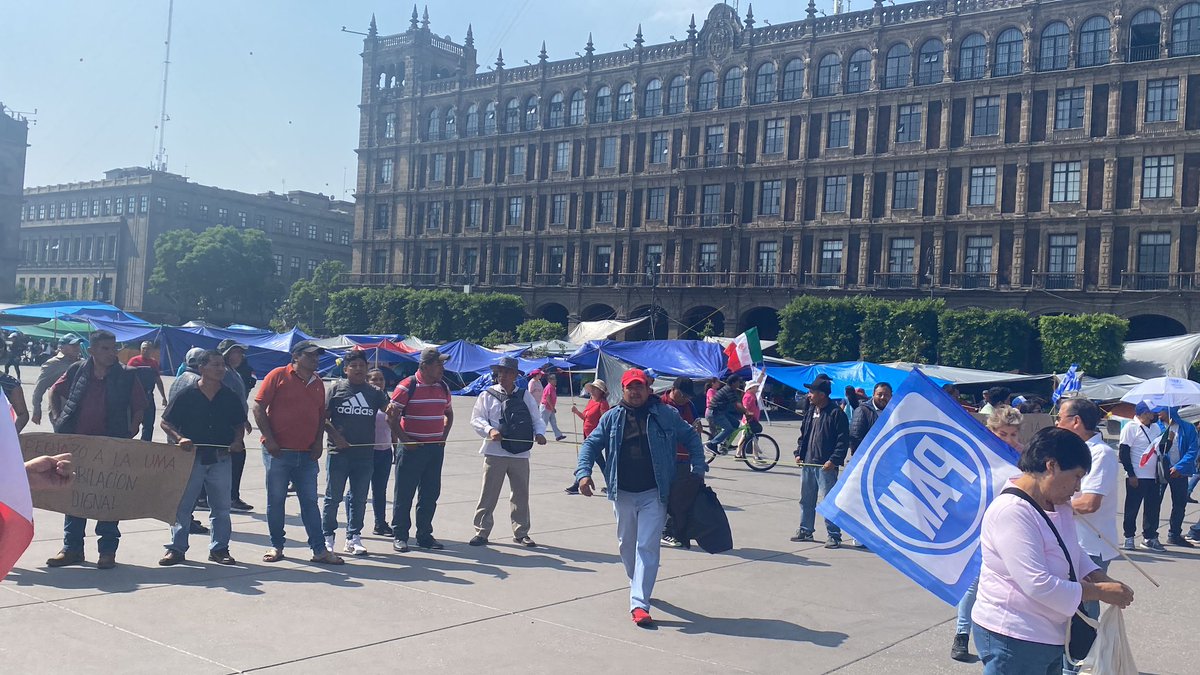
[585,33,595,57]
[539,41,549,63]
[634,24,645,48]
[495,49,505,70]
[409,5,419,31]
[368,14,377,39]
[687,14,698,42]
[465,24,474,49]
[745,4,756,30]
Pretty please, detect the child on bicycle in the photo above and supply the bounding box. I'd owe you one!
[706,376,747,455]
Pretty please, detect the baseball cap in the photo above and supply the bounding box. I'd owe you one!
[621,369,649,388]
[59,335,83,346]
[185,347,206,366]
[290,340,325,356]
[217,338,248,355]
[420,347,450,365]
[805,379,832,395]
[1134,402,1154,416]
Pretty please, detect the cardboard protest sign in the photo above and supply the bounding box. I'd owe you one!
[19,433,191,524]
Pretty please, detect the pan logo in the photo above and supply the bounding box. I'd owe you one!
[861,420,989,555]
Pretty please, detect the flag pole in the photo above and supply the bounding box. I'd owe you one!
[1077,517,1160,588]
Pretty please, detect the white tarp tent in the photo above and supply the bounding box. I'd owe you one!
[884,362,1054,387]
[1120,333,1200,379]
[1077,374,1145,401]
[568,317,647,343]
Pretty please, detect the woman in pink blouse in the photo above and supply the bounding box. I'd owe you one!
[971,427,1133,674]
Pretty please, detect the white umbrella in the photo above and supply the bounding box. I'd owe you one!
[1119,376,1200,408]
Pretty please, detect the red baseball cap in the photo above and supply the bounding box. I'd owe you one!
[621,369,649,388]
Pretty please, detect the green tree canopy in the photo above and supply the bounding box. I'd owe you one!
[272,260,346,333]
[150,226,281,323]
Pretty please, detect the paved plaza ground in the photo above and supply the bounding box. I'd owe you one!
[2,374,1197,673]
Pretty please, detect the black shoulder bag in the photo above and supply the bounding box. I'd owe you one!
[1000,487,1097,662]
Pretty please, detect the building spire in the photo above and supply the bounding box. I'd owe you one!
[539,41,548,62]
[465,24,474,49]
[745,4,755,29]
[495,49,505,69]
[807,0,818,20]
[421,5,430,30]
[585,32,595,56]
[687,14,698,42]
[409,5,419,30]
[634,24,644,48]
[368,14,377,38]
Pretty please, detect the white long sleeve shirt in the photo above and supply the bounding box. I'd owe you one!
[470,384,546,458]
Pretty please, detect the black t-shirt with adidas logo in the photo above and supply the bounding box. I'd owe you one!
[326,380,389,452]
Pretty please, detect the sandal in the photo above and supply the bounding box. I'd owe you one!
[262,548,285,563]
[310,550,345,565]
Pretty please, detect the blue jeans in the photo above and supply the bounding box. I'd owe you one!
[707,412,739,447]
[322,450,374,538]
[974,624,1063,675]
[167,453,232,554]
[392,443,445,543]
[263,450,325,554]
[346,449,394,529]
[1062,556,1109,674]
[955,577,980,635]
[799,465,841,540]
[613,488,668,612]
[63,516,120,554]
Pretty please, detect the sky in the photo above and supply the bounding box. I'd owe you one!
[1,0,834,198]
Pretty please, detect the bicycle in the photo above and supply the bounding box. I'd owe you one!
[701,421,780,471]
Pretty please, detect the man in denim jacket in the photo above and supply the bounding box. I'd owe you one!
[576,368,706,627]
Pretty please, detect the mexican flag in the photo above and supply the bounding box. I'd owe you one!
[724,327,763,372]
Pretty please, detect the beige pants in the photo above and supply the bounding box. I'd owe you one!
[472,455,531,539]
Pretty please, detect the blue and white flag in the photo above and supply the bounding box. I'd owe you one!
[817,369,1021,605]
[1052,364,1081,404]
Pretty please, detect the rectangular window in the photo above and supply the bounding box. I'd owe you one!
[339,230,350,246]
[649,132,669,164]
[466,199,482,227]
[599,137,618,169]
[968,166,998,206]
[509,146,526,175]
[1146,78,1180,123]
[273,254,283,276]
[827,111,851,148]
[307,224,317,239]
[172,200,183,216]
[272,217,283,232]
[698,243,719,276]
[427,202,443,229]
[469,149,484,178]
[763,118,786,155]
[646,187,666,220]
[217,208,229,225]
[819,240,844,274]
[756,241,778,274]
[888,238,916,275]
[383,112,397,139]
[371,250,388,274]
[290,256,301,277]
[823,175,848,213]
[374,203,390,230]
[1054,87,1085,129]
[701,184,722,225]
[551,194,568,224]
[965,236,994,274]
[554,141,571,171]
[892,171,919,209]
[1142,155,1176,199]
[759,180,782,216]
[69,202,78,218]
[1047,234,1078,276]
[138,196,148,214]
[254,215,265,229]
[547,246,564,274]
[237,211,247,228]
[507,196,524,226]
[307,259,318,277]
[896,104,922,143]
[1138,232,1171,275]
[379,158,394,184]
[704,125,725,160]
[291,221,301,237]
[199,204,209,220]
[593,246,612,274]
[596,191,615,223]
[1051,161,1082,202]
[644,244,664,277]
[462,248,479,276]
[972,96,1000,136]
[431,153,446,182]
[102,198,111,216]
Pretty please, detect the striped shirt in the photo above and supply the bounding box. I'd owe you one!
[390,373,452,442]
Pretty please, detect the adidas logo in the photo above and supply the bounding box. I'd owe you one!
[335,392,377,417]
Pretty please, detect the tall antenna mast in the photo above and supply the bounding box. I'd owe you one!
[152,0,174,172]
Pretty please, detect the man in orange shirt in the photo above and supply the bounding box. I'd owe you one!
[253,340,343,565]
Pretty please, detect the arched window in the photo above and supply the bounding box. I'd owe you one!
[883,43,912,89]
[615,83,634,120]
[917,39,944,85]
[816,53,841,96]
[781,59,805,100]
[643,79,663,117]
[1078,17,1111,67]
[484,101,497,134]
[721,67,743,107]
[568,90,586,125]
[1173,3,1200,56]
[504,98,520,133]
[426,108,440,141]
[1130,9,1162,61]
[466,104,480,135]
[445,106,457,139]
[1038,22,1069,71]
[846,49,871,93]
[752,62,776,104]
[547,92,565,128]
[696,71,717,110]
[666,75,686,114]
[593,85,612,123]
[957,33,987,80]
[994,28,1024,76]
[524,95,539,131]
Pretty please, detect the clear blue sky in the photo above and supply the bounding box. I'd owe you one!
[1,1,831,197]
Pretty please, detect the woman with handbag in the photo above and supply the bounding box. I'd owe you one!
[972,427,1135,674]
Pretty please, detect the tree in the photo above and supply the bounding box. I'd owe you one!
[1038,314,1128,377]
[149,226,282,324]
[272,260,346,333]
[14,284,70,304]
[938,309,1035,371]
[778,296,865,362]
[515,318,566,343]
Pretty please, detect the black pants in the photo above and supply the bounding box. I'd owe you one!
[3,355,19,378]
[140,403,156,442]
[391,443,444,543]
[1123,477,1163,540]
[1165,475,1190,537]
[663,461,691,539]
[351,450,393,528]
[230,450,247,501]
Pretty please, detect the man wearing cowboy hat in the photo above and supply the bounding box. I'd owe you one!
[468,356,547,547]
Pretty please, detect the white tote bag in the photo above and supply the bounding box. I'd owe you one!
[1077,607,1138,675]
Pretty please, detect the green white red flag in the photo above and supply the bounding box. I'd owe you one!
[725,327,763,372]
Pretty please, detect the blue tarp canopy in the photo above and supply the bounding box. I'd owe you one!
[157,326,324,377]
[0,300,151,325]
[85,317,161,344]
[393,339,517,374]
[767,362,951,397]
[568,340,725,379]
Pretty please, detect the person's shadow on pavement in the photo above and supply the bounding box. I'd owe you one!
[649,599,849,646]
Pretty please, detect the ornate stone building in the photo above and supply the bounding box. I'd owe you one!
[347,1,1200,340]
[0,103,30,303]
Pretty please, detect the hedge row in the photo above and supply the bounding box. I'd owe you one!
[324,288,526,344]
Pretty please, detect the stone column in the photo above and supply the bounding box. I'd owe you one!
[1015,163,1028,214]
[1102,156,1116,211]
[1010,225,1025,288]
[857,229,871,287]
[1098,222,1114,290]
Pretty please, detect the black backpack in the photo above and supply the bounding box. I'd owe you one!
[487,387,535,453]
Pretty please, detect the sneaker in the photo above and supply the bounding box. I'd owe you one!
[158,549,186,566]
[373,524,394,536]
[344,535,368,556]
[230,499,254,512]
[631,608,653,626]
[1186,532,1200,543]
[564,484,580,495]
[325,535,335,553]
[513,536,537,547]
[468,535,489,546]
[190,519,209,535]
[555,435,567,442]
[661,535,684,548]
[1166,534,1196,549]
[46,549,86,567]
[1140,538,1166,552]
[208,549,236,565]
[97,553,117,569]
[1121,537,1135,550]
[195,497,209,511]
[392,539,410,553]
[824,538,842,549]
[950,633,970,662]
[416,538,444,550]
[1188,497,1198,504]
[790,530,815,543]
[311,550,345,565]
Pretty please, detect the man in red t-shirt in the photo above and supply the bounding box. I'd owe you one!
[127,341,167,441]
[46,330,147,569]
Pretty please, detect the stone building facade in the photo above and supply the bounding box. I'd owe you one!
[348,1,1200,340]
[18,167,353,322]
[0,104,30,303]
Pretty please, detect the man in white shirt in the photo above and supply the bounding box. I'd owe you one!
[1057,397,1119,675]
[468,357,546,548]
[1118,402,1165,551]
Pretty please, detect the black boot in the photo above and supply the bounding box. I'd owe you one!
[950,633,970,662]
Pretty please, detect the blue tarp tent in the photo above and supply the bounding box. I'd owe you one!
[158,326,327,378]
[767,362,951,397]
[568,339,725,379]
[0,300,151,325]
